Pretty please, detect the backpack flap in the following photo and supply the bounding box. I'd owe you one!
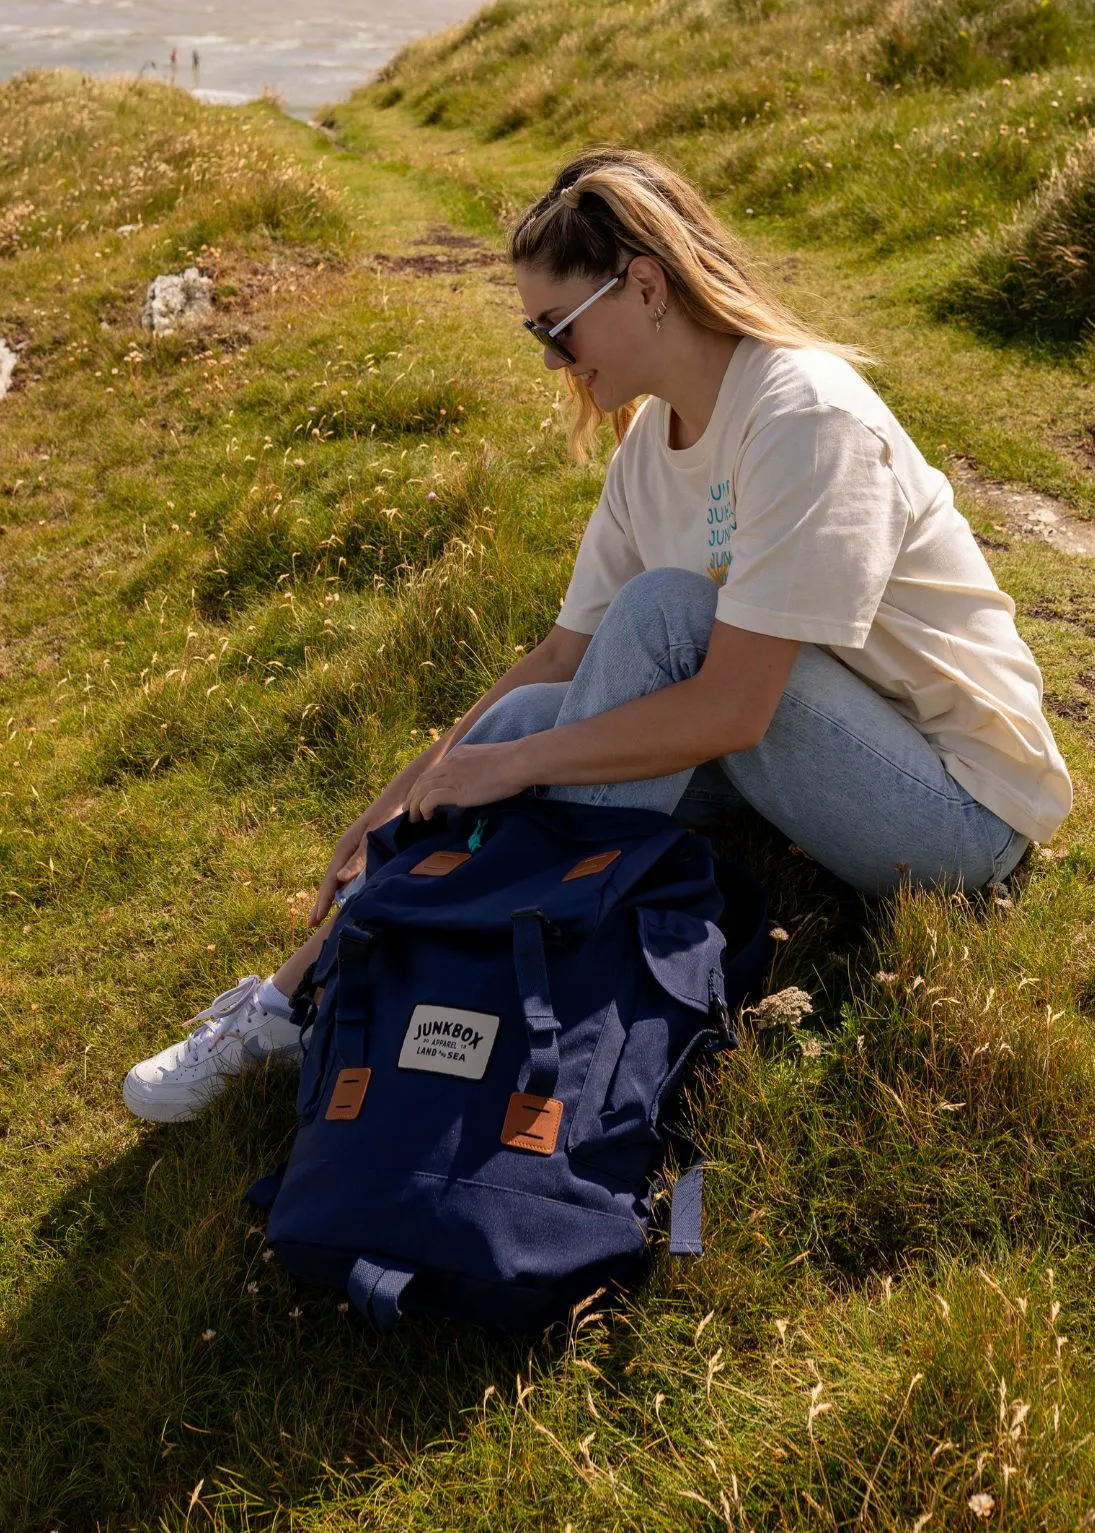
[347,796,718,942]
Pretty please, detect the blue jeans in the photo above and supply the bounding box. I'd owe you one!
[455,568,1027,896]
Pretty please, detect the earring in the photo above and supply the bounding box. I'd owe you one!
[652,300,668,333]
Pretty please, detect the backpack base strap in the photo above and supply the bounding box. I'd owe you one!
[669,1162,704,1256]
[348,1255,416,1332]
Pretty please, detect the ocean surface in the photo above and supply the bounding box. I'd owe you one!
[0,0,479,119]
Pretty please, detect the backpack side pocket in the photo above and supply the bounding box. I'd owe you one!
[566,908,724,1178]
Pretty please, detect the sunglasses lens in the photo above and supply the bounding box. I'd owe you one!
[524,320,574,364]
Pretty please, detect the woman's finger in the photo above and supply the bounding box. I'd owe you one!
[336,847,364,883]
[308,880,334,927]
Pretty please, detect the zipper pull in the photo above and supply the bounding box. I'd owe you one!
[467,817,486,852]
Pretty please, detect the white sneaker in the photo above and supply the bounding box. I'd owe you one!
[123,974,302,1123]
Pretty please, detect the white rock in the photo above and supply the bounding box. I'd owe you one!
[0,340,16,401]
[140,266,214,335]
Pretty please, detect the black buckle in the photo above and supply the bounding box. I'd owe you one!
[708,991,737,1051]
[511,906,563,940]
[288,962,317,1031]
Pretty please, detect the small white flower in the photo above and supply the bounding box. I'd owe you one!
[262,1248,275,1262]
[289,1306,303,1321]
[749,987,813,1029]
[968,1492,996,1519]
[200,1328,216,1342]
[246,1282,259,1296]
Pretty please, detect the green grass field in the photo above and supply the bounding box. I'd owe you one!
[1,1,1094,1526]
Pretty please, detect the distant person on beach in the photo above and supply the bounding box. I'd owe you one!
[123,147,1072,1124]
[170,47,178,77]
[192,48,200,75]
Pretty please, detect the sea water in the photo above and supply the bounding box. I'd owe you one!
[0,0,479,120]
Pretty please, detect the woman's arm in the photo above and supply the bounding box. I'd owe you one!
[404,621,799,820]
[430,623,593,761]
[308,624,591,922]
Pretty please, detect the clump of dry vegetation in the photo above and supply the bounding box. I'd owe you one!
[0,69,344,257]
[943,128,1095,341]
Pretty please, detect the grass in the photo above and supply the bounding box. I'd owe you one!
[0,2,1094,1524]
[941,127,1095,341]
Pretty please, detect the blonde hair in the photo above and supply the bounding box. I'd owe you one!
[508,147,871,460]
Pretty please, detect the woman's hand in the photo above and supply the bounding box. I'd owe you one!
[404,742,528,824]
[308,790,405,928]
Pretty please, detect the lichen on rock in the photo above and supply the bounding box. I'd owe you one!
[140,266,214,335]
[0,340,16,401]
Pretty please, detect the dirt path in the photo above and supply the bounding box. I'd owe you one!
[951,459,1095,558]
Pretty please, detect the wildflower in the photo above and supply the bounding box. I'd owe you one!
[200,1328,216,1342]
[246,1282,259,1296]
[748,986,813,1029]
[289,1306,303,1321]
[262,1247,275,1262]
[875,970,898,983]
[800,1037,822,1059]
[769,925,789,942]
[337,1302,349,1316]
[427,491,437,500]
[968,1492,996,1519]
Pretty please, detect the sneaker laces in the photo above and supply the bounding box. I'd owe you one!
[184,974,262,1057]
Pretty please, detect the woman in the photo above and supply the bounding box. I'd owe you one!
[123,148,1071,1123]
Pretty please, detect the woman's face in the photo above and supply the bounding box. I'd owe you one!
[514,259,663,413]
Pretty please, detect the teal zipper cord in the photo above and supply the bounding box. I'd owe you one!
[467,818,486,852]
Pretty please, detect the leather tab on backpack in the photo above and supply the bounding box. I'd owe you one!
[410,850,472,877]
[562,849,621,882]
[501,1092,563,1155]
[325,1067,372,1120]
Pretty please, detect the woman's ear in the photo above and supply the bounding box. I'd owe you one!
[626,255,668,312]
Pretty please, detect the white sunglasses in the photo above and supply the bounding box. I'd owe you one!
[523,264,632,363]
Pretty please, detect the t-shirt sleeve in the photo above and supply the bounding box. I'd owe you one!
[556,464,645,635]
[716,404,911,648]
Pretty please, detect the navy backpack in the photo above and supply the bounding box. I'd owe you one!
[247,795,767,1332]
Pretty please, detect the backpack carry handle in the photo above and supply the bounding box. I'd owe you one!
[511,908,562,1098]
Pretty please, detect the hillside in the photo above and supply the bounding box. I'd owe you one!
[1,2,1094,1527]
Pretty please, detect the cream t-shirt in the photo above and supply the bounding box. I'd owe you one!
[557,338,1072,844]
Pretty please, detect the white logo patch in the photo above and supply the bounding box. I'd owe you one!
[397,1003,501,1080]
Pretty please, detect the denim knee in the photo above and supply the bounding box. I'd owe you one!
[459,681,567,746]
[601,568,718,649]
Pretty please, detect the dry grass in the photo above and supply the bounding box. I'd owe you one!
[943,128,1095,341]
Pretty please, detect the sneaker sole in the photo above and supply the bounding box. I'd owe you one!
[122,1070,222,1123]
[122,1039,302,1124]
